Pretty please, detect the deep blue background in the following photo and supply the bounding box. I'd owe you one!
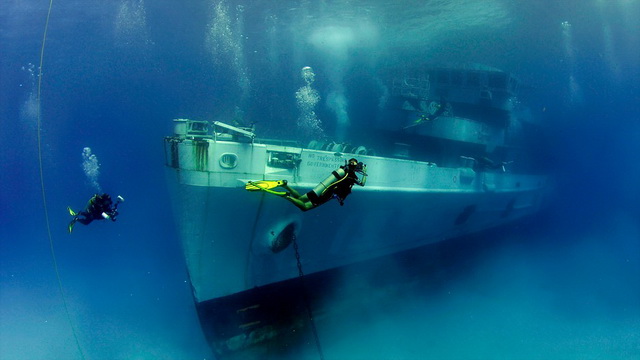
[1,0,639,359]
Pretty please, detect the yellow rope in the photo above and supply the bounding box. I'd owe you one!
[36,1,85,358]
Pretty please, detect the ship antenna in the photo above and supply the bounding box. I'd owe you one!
[36,1,86,358]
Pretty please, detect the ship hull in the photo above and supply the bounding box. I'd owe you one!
[165,137,549,356]
[187,210,546,359]
[166,163,547,303]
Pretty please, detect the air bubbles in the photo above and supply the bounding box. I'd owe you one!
[21,63,37,76]
[301,66,315,85]
[206,1,250,101]
[114,0,153,49]
[19,63,39,127]
[82,147,102,192]
[296,66,323,138]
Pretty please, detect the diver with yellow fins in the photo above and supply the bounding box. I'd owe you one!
[246,158,367,212]
[67,193,124,233]
[404,98,451,129]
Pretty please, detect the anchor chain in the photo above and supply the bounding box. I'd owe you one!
[292,235,325,360]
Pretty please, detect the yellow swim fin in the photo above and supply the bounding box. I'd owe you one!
[245,180,286,191]
[67,206,77,216]
[68,219,77,234]
[246,181,289,196]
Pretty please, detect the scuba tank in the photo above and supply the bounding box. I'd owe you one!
[309,167,347,197]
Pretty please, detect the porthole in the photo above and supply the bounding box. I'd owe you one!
[219,153,238,169]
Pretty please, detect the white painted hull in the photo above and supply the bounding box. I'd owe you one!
[165,140,549,303]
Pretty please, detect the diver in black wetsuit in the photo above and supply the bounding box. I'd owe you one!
[67,193,124,233]
[286,158,367,211]
[252,158,367,212]
[409,99,451,128]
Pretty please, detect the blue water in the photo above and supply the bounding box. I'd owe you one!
[1,0,639,359]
